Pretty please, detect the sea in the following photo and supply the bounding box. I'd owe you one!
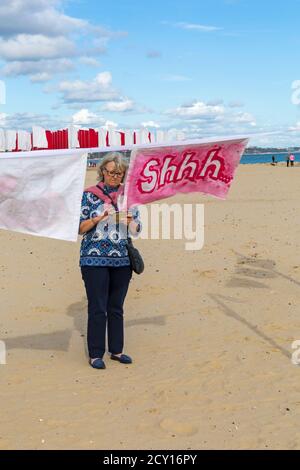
[241,152,300,164]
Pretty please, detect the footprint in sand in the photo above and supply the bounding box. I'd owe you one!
[193,269,217,279]
[159,418,198,436]
[227,277,268,289]
[46,419,68,427]
[147,408,159,414]
[33,306,55,313]
[200,306,220,316]
[144,286,166,295]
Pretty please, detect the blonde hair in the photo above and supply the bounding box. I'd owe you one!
[96,152,128,183]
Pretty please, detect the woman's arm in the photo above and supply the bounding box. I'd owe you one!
[79,191,109,235]
[79,212,108,235]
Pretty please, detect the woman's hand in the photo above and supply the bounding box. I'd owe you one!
[94,210,110,224]
[124,215,140,235]
[119,213,133,226]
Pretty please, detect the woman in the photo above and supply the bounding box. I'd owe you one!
[79,152,142,370]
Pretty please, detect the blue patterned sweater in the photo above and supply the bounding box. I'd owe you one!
[79,184,142,267]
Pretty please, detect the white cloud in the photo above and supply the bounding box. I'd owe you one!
[0,112,8,126]
[0,0,126,80]
[30,72,53,83]
[289,121,300,132]
[162,75,191,82]
[0,34,75,60]
[228,100,244,108]
[102,120,118,129]
[58,72,118,103]
[72,109,104,126]
[207,99,224,106]
[0,0,87,37]
[161,99,260,142]
[2,58,74,81]
[79,57,101,67]
[167,101,225,118]
[102,98,134,112]
[94,71,113,87]
[0,109,118,130]
[1,112,62,130]
[233,112,256,126]
[291,80,300,105]
[249,130,295,147]
[0,0,124,40]
[291,80,300,89]
[175,22,221,32]
[141,121,160,128]
[165,99,258,141]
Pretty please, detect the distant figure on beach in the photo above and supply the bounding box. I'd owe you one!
[290,154,295,166]
[271,155,277,165]
[79,152,142,370]
[286,155,290,167]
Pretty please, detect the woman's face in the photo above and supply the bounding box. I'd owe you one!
[102,161,124,187]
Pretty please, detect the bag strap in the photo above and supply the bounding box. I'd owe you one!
[96,184,132,243]
[96,184,119,211]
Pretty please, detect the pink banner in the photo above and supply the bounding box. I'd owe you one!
[124,137,248,207]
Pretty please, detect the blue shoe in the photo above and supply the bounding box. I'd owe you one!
[111,354,132,364]
[89,358,106,369]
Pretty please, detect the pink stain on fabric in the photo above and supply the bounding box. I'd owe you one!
[0,176,18,195]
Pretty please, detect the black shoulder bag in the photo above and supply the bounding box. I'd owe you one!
[97,185,144,274]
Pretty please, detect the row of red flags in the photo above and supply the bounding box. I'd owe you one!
[0,128,159,152]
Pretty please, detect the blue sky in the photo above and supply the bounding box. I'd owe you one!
[1,0,300,146]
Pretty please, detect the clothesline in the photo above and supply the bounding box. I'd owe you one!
[0,136,249,241]
[0,125,186,153]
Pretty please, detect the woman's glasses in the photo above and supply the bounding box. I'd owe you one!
[103,168,124,178]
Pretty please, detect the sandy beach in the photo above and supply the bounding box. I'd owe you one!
[0,163,300,450]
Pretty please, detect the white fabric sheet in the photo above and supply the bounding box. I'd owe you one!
[97,128,107,147]
[32,126,48,148]
[18,130,31,151]
[0,150,87,241]
[5,130,17,151]
[0,129,5,151]
[68,125,80,148]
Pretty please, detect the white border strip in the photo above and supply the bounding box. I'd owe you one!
[0,135,249,159]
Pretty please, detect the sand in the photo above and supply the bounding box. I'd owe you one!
[0,163,300,450]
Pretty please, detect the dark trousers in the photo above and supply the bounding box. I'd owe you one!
[81,266,132,358]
